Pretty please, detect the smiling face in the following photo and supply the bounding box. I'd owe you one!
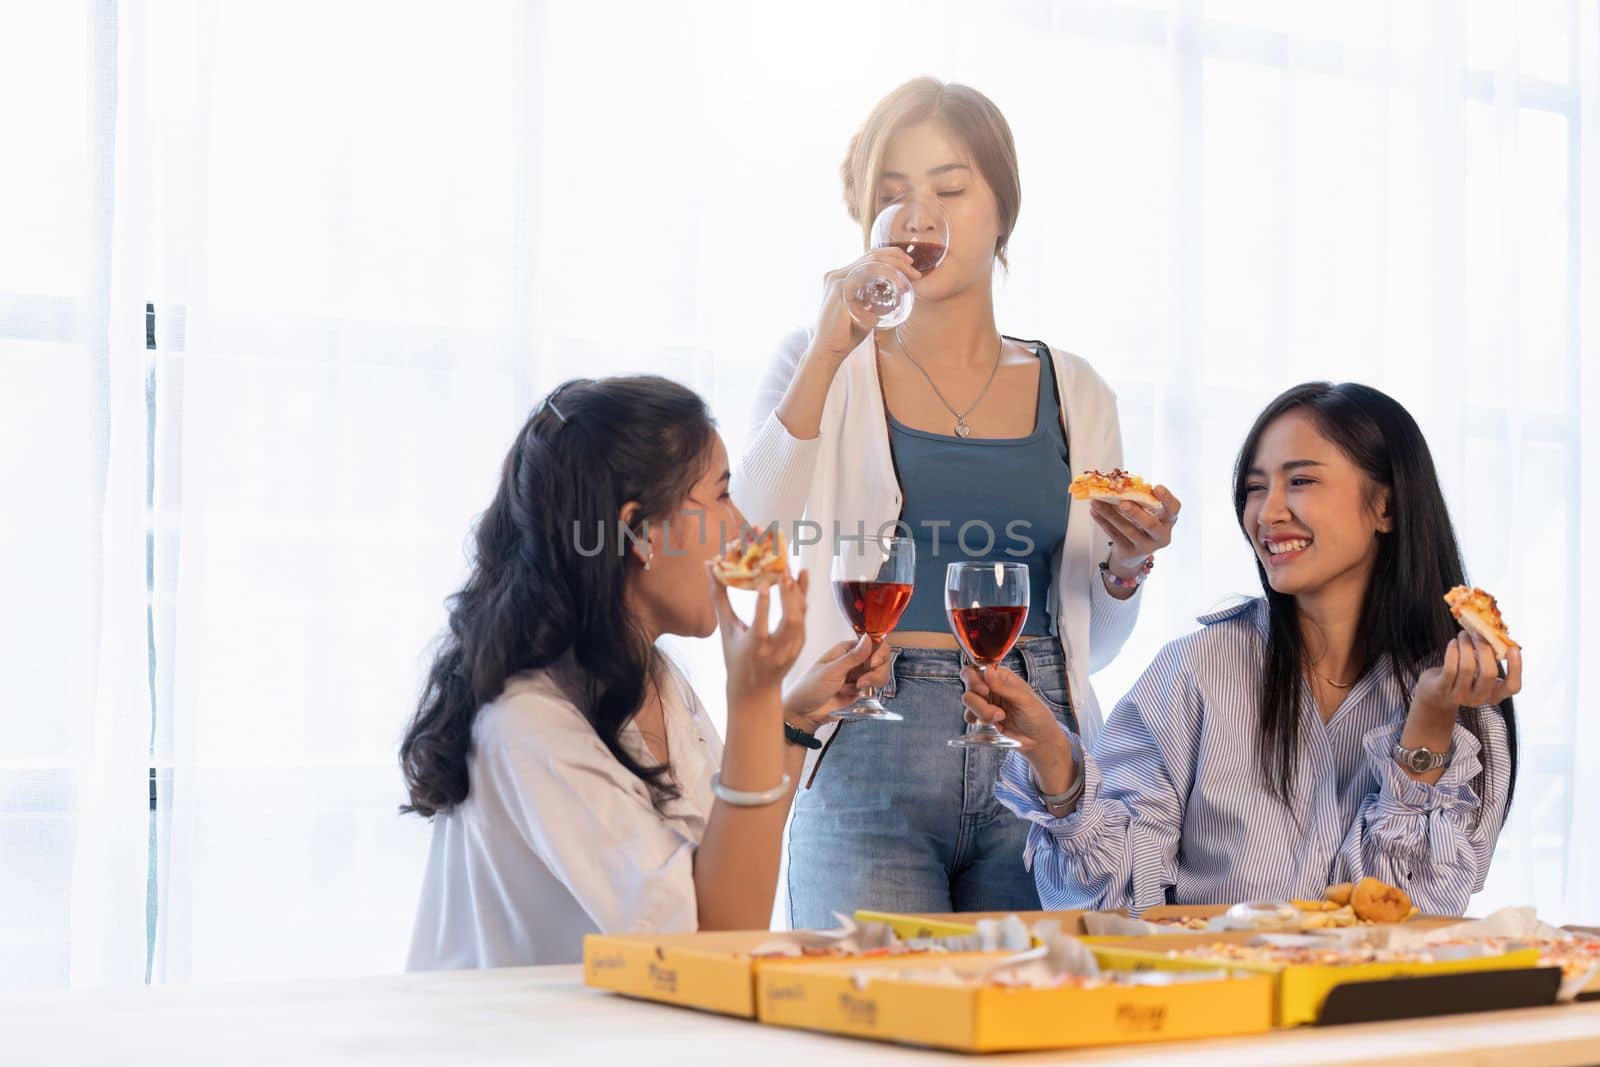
[875,121,1005,301]
[1241,409,1392,600]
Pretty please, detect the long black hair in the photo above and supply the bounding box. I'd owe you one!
[1232,382,1517,819]
[399,376,717,817]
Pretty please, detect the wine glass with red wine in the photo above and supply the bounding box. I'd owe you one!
[829,535,915,721]
[945,561,1029,749]
[842,192,950,330]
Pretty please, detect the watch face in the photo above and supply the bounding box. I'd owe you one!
[1407,748,1432,772]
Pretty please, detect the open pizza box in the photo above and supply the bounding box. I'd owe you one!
[755,946,1273,1052]
[1140,902,1467,932]
[1087,930,1554,1027]
[583,915,1035,1018]
[851,908,1113,941]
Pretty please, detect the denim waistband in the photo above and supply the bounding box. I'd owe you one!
[884,637,1065,685]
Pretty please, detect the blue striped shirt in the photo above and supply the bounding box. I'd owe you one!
[996,598,1512,915]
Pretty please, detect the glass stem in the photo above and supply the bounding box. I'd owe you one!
[975,662,998,732]
[859,635,885,701]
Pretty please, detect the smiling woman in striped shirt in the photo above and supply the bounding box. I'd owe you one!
[961,381,1521,915]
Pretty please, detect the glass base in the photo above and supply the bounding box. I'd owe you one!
[828,696,903,722]
[947,726,1021,749]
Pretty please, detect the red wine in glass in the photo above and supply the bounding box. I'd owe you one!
[843,194,951,330]
[945,562,1029,749]
[949,604,1027,665]
[829,537,916,722]
[834,581,915,639]
[886,240,947,275]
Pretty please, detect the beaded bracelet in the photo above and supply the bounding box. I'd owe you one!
[1100,551,1155,590]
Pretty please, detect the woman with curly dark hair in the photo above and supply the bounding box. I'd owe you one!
[402,375,887,968]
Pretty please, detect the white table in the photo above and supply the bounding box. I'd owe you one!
[6,965,1600,1066]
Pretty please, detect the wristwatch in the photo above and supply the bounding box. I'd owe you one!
[784,722,822,750]
[1393,742,1449,773]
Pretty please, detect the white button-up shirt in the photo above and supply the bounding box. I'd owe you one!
[407,659,721,969]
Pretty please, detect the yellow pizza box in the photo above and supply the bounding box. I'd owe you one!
[584,931,771,1017]
[582,929,990,1019]
[852,908,1112,941]
[755,952,1274,1053]
[1088,932,1544,1027]
[1140,903,1466,931]
[1578,968,1600,999]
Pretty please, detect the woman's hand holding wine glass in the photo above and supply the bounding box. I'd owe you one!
[810,248,921,363]
[782,635,893,731]
[945,561,1029,750]
[958,664,1076,792]
[807,192,951,362]
[783,192,950,441]
[829,535,915,722]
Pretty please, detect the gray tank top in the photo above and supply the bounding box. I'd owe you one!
[886,340,1071,636]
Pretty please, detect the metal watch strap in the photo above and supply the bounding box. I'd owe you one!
[1393,742,1448,773]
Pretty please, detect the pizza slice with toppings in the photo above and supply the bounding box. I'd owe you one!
[1444,585,1519,659]
[1068,468,1161,510]
[711,527,789,591]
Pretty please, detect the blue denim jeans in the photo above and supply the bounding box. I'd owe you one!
[786,638,1077,928]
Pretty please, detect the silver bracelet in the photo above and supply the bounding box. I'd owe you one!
[1035,769,1085,812]
[710,771,792,808]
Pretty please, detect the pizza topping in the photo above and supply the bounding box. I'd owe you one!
[711,527,788,590]
[1068,468,1159,504]
[1443,585,1519,651]
[1350,877,1413,924]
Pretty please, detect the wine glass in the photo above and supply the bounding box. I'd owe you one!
[843,192,951,330]
[945,562,1029,749]
[829,535,915,721]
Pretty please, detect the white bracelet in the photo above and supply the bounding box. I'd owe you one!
[710,771,792,807]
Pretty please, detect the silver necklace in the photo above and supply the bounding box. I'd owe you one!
[893,327,1003,439]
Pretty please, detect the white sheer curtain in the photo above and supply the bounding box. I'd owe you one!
[1,0,1596,988]
[0,0,150,987]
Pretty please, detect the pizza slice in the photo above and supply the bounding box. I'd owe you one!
[1443,585,1519,659]
[711,527,789,591]
[1067,468,1161,510]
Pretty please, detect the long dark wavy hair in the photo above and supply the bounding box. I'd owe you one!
[399,376,717,818]
[1233,382,1517,820]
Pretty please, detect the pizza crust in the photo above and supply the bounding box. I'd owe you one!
[1457,607,1512,659]
[1081,485,1161,510]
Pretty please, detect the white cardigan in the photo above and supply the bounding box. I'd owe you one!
[731,329,1142,749]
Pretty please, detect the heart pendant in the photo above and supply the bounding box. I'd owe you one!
[954,421,971,438]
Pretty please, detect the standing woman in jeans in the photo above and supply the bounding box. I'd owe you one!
[732,78,1181,925]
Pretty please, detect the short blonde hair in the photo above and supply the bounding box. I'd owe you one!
[841,78,1021,265]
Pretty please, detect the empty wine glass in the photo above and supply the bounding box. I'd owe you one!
[843,192,951,330]
[829,535,915,721]
[945,561,1029,749]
